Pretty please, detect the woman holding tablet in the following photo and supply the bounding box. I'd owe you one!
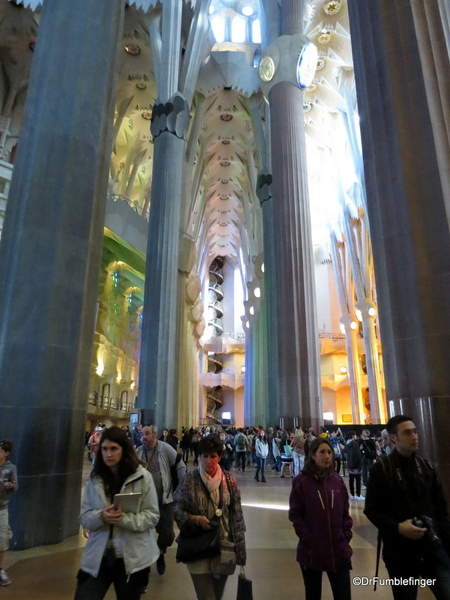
[75,426,160,600]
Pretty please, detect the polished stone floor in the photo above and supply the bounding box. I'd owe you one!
[2,459,434,599]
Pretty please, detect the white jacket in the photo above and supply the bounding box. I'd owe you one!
[79,465,160,577]
[255,438,269,459]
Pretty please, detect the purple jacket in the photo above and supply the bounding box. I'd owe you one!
[289,467,353,572]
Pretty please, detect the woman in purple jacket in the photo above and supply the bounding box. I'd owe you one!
[289,437,353,600]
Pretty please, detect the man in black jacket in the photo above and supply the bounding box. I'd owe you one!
[359,428,376,487]
[364,415,450,600]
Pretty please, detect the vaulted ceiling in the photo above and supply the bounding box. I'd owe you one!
[1,0,355,271]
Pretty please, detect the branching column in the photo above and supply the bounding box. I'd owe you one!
[330,234,364,423]
[344,213,386,423]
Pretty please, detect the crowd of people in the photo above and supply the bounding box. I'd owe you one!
[1,416,450,600]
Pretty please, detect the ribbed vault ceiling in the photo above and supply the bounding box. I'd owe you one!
[1,0,354,267]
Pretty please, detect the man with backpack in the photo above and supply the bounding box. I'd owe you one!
[364,415,450,599]
[234,428,249,472]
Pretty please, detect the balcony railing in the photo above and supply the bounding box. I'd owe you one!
[107,194,150,221]
[89,396,136,413]
[319,332,346,340]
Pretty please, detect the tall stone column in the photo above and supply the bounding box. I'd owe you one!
[257,173,280,426]
[258,0,322,432]
[254,301,270,427]
[410,0,450,220]
[348,0,450,492]
[0,0,124,548]
[175,234,198,428]
[243,327,255,426]
[268,81,322,432]
[138,94,190,428]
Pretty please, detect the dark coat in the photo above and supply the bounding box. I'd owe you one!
[289,467,353,572]
[364,451,450,561]
[173,469,246,565]
[346,439,362,470]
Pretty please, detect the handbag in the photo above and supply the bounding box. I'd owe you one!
[176,472,223,564]
[211,473,238,576]
[211,538,237,575]
[237,566,253,600]
[176,520,220,563]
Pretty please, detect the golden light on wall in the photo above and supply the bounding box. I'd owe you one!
[96,345,105,376]
[116,355,123,384]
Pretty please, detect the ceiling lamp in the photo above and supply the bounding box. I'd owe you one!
[124,44,141,56]
[316,57,326,71]
[242,6,253,16]
[317,29,332,45]
[323,1,341,16]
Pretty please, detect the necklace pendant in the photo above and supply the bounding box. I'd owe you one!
[215,508,223,517]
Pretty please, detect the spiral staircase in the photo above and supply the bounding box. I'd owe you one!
[207,257,224,338]
[206,257,225,421]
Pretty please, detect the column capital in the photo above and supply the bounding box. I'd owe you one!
[151,92,190,140]
[355,298,377,321]
[259,33,317,99]
[339,314,358,333]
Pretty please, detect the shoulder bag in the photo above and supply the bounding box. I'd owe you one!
[211,472,237,575]
[175,472,222,563]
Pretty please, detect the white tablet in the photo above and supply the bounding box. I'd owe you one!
[113,492,142,514]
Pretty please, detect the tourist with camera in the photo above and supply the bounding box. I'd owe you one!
[364,415,450,600]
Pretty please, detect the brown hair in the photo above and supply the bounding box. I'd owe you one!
[305,437,334,470]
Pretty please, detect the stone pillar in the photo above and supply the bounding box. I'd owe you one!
[344,214,386,423]
[339,316,365,424]
[436,0,450,55]
[258,173,280,427]
[410,0,450,220]
[259,0,322,432]
[268,81,322,433]
[138,94,190,428]
[348,0,450,492]
[175,234,198,429]
[254,302,269,427]
[0,0,124,548]
[330,232,364,423]
[243,328,255,426]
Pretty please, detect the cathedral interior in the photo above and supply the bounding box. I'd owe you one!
[0,0,449,580]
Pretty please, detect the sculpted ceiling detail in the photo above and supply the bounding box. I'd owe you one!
[1,0,356,264]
